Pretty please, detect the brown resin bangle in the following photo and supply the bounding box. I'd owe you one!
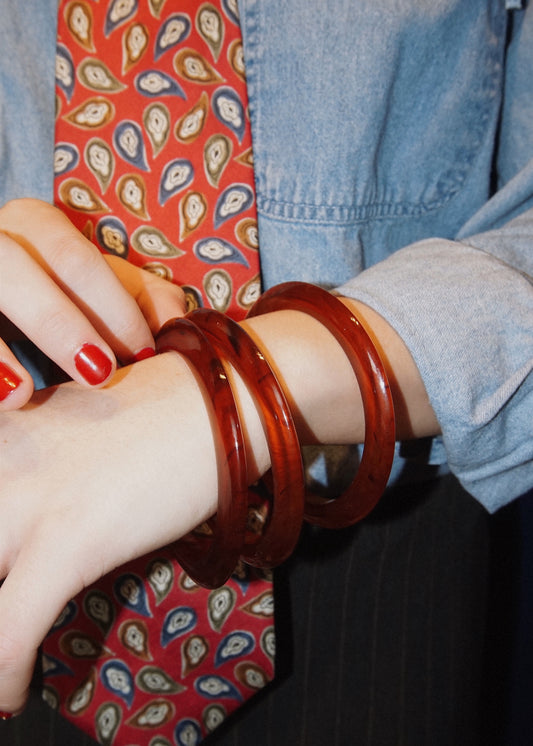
[248,281,396,528]
[156,317,248,588]
[190,308,305,568]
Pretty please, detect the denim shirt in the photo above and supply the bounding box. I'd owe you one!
[1,0,532,512]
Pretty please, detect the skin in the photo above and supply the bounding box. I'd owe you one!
[0,198,185,409]
[0,199,440,715]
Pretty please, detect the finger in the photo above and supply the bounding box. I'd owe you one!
[0,340,34,411]
[105,255,187,332]
[0,230,117,387]
[0,528,85,715]
[0,199,155,362]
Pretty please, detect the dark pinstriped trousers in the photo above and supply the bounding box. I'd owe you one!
[4,474,502,746]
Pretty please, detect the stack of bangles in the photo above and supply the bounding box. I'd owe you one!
[156,281,396,589]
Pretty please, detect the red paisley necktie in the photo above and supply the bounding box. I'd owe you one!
[43,2,274,744]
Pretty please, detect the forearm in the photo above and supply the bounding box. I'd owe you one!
[1,300,438,551]
[240,301,439,451]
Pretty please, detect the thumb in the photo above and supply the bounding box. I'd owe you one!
[0,533,83,716]
[105,256,187,332]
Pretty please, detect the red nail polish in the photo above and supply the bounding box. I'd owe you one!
[133,347,156,362]
[0,711,13,720]
[74,344,113,385]
[0,362,22,401]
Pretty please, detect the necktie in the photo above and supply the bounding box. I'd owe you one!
[44,2,274,744]
[53,0,261,319]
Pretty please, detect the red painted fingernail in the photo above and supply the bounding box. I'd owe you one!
[0,711,13,720]
[0,362,22,401]
[74,343,113,385]
[133,347,156,362]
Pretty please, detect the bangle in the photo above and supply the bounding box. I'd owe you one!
[155,281,395,583]
[248,281,396,528]
[156,317,248,588]
[190,308,305,568]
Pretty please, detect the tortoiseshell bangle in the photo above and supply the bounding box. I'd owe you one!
[248,281,396,528]
[190,308,305,569]
[156,317,248,588]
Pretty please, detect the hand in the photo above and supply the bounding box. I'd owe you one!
[0,287,439,716]
[0,352,222,717]
[0,198,186,410]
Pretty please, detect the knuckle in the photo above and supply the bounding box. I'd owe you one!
[145,272,186,305]
[114,312,148,343]
[0,197,41,224]
[48,230,102,281]
[39,304,77,341]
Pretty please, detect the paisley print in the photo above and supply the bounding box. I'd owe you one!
[95,702,122,746]
[54,142,80,175]
[204,133,232,186]
[117,173,150,218]
[212,87,245,142]
[86,137,115,191]
[203,703,226,733]
[182,635,209,675]
[147,557,174,604]
[66,669,98,716]
[154,13,191,59]
[180,190,207,239]
[144,102,171,155]
[65,2,95,51]
[204,268,232,312]
[161,606,197,647]
[175,719,202,746]
[46,3,273,745]
[83,590,116,635]
[100,660,136,707]
[54,0,259,319]
[118,619,152,659]
[78,58,126,92]
[96,215,129,256]
[58,177,109,212]
[214,630,255,666]
[64,97,115,128]
[135,665,186,694]
[135,69,186,98]
[123,22,149,71]
[44,554,273,746]
[114,572,152,616]
[193,236,248,266]
[131,225,184,257]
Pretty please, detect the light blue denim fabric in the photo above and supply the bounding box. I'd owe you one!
[0,0,57,203]
[1,0,531,512]
[239,0,533,511]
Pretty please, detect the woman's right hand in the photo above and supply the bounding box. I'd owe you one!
[0,198,186,410]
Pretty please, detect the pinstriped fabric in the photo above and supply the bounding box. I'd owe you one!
[204,474,491,746]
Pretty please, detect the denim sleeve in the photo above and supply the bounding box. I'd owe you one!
[0,0,57,206]
[337,219,533,514]
[338,5,533,513]
[337,7,533,513]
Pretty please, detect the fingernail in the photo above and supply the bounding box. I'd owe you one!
[0,362,22,401]
[133,347,156,362]
[0,711,13,720]
[74,343,113,385]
